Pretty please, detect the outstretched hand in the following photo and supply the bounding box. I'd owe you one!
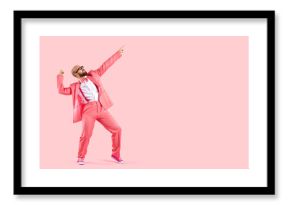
[119,45,125,56]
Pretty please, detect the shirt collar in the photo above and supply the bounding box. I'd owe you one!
[79,77,88,83]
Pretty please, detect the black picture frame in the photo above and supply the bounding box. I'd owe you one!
[14,10,275,195]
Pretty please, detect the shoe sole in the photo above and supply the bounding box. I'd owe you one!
[77,161,85,165]
[111,157,124,164]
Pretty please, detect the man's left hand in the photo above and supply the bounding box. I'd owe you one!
[119,46,124,56]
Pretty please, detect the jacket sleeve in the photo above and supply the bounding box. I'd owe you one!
[93,50,122,76]
[57,74,72,95]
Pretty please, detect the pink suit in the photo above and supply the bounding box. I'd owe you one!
[57,50,122,159]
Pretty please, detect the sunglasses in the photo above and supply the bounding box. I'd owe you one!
[75,66,84,73]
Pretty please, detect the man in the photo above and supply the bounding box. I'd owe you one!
[57,47,124,165]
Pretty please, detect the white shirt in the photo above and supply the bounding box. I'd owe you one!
[80,78,99,102]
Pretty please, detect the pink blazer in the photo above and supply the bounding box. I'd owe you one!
[57,50,122,123]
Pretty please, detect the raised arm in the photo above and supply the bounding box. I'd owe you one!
[57,69,72,95]
[93,47,124,76]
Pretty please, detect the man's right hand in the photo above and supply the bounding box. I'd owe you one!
[59,69,64,75]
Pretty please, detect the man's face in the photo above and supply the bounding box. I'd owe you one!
[74,66,87,78]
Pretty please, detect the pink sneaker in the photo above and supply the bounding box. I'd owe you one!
[77,158,85,165]
[111,155,124,164]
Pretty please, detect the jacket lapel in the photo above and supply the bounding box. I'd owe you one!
[87,76,102,93]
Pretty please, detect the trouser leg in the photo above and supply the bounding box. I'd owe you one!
[97,110,122,159]
[78,105,96,159]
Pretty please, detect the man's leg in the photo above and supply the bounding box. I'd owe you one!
[78,104,97,160]
[97,110,122,160]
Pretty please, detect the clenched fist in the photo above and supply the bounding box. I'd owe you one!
[59,69,64,75]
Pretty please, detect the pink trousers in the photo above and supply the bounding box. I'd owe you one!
[78,101,121,159]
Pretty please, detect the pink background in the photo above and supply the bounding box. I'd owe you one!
[40,36,248,169]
